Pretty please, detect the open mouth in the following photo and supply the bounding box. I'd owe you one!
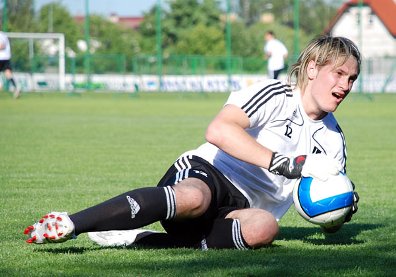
[332,92,344,100]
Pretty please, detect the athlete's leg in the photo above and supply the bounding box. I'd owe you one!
[4,68,20,98]
[273,69,282,79]
[25,153,214,244]
[130,178,212,248]
[86,181,273,250]
[161,182,263,249]
[70,177,210,235]
[4,68,17,89]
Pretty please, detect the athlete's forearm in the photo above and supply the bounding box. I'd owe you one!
[206,105,273,169]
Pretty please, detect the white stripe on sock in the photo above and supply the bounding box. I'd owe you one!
[164,186,176,220]
[232,219,248,250]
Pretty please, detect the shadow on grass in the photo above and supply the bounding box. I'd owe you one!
[28,223,395,275]
[35,223,381,256]
[278,223,382,245]
[35,246,97,255]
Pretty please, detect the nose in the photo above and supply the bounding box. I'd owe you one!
[339,76,350,91]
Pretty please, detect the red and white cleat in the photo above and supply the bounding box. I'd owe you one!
[24,212,75,244]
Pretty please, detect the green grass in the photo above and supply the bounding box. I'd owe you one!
[1,91,395,276]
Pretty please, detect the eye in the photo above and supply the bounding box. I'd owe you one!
[349,75,358,83]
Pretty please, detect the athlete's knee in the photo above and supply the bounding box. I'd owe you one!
[227,208,279,248]
[250,216,279,247]
[173,178,211,217]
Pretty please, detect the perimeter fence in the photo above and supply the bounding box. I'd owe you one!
[7,50,396,93]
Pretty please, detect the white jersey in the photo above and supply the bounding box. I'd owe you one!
[0,32,11,60]
[184,80,347,220]
[264,39,288,71]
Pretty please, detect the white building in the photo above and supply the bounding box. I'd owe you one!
[325,0,396,58]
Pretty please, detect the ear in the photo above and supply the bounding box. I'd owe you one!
[307,60,318,79]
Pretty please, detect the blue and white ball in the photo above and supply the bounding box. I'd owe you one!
[293,172,354,227]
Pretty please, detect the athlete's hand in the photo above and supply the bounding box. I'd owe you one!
[301,155,342,181]
[269,153,342,180]
[268,152,306,179]
[344,182,359,223]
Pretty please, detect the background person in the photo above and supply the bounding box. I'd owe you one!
[24,36,360,249]
[0,31,20,98]
[264,30,288,80]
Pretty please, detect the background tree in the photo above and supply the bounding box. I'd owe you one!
[37,3,80,54]
[2,0,36,31]
[86,15,141,72]
[0,0,341,74]
[166,0,222,47]
[174,23,225,55]
[236,0,337,35]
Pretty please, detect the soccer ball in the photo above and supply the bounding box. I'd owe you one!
[293,172,354,227]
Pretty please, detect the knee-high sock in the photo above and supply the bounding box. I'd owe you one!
[135,219,251,250]
[70,186,176,235]
[131,219,251,250]
[202,218,250,250]
[134,232,197,248]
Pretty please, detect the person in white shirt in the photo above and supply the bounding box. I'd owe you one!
[24,36,360,250]
[264,30,288,79]
[0,32,20,98]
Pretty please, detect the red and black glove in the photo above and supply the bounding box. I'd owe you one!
[268,152,306,179]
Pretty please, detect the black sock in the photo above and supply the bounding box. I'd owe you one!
[134,232,197,249]
[70,186,176,235]
[132,219,251,250]
[203,218,250,250]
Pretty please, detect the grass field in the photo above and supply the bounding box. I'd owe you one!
[1,91,395,276]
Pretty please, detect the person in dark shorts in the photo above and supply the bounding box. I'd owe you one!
[24,36,360,249]
[0,32,20,98]
[264,30,288,80]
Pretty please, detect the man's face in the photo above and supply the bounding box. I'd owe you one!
[309,56,359,117]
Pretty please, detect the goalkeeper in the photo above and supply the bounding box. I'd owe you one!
[24,36,360,249]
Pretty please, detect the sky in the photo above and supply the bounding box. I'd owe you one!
[34,0,158,17]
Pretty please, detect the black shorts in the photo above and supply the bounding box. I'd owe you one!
[157,154,250,242]
[0,60,12,71]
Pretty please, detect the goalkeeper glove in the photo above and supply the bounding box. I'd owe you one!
[269,152,342,181]
[344,182,359,223]
[268,152,306,179]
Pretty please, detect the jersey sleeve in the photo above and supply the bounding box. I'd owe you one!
[225,80,291,128]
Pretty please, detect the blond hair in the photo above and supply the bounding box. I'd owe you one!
[288,36,361,90]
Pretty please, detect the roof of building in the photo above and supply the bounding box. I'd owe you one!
[74,14,144,30]
[325,0,396,37]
